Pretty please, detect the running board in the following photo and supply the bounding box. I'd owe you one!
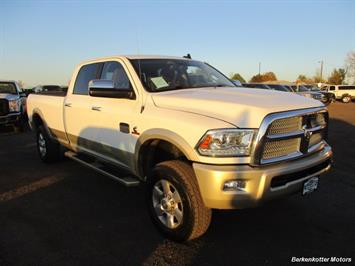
[64,151,140,187]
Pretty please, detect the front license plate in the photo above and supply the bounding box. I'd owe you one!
[303,177,319,195]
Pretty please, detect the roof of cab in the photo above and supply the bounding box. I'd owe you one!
[79,55,192,65]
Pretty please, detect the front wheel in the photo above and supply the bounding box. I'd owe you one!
[146,160,212,241]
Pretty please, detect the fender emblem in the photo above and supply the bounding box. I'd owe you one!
[131,126,140,135]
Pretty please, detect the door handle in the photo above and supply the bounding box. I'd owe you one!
[91,106,102,111]
[64,103,72,107]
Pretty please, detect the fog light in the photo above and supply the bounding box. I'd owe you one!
[223,180,246,191]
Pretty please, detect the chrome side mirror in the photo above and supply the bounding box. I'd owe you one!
[88,80,135,99]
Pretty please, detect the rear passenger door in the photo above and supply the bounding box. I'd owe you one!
[88,60,141,169]
[64,62,103,153]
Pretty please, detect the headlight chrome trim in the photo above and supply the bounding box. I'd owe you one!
[196,128,257,157]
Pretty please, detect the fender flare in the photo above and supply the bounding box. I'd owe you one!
[134,128,199,176]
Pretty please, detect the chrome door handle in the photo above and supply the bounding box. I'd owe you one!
[91,106,102,111]
[64,103,72,107]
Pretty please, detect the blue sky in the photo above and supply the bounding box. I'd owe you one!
[0,0,354,87]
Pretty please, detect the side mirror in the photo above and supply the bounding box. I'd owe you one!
[20,92,27,97]
[88,80,135,99]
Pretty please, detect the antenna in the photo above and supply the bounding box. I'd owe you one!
[183,53,192,59]
[136,31,146,113]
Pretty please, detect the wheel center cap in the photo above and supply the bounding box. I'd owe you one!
[161,198,174,211]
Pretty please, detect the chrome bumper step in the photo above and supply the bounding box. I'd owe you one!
[64,151,140,187]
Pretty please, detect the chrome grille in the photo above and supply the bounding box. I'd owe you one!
[255,108,328,164]
[309,132,323,147]
[262,138,301,160]
[268,116,302,135]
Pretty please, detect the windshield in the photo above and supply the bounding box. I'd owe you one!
[0,82,17,94]
[130,59,235,92]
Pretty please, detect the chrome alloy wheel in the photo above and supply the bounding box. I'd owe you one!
[152,179,183,229]
[38,133,47,157]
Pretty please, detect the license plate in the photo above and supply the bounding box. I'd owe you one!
[303,177,319,195]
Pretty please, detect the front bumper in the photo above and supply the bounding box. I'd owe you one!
[193,144,333,209]
[0,112,21,126]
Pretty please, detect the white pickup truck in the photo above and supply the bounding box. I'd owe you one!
[27,55,333,241]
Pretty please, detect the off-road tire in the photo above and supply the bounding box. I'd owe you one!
[146,160,212,241]
[36,125,62,163]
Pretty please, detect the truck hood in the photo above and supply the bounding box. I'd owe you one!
[151,87,323,128]
[0,93,19,101]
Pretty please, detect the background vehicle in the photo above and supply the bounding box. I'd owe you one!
[33,85,65,94]
[323,85,355,103]
[289,85,328,104]
[242,83,271,89]
[242,83,327,104]
[297,85,335,105]
[267,84,293,92]
[27,55,332,241]
[0,80,27,131]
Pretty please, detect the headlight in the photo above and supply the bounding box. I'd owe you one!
[8,99,21,112]
[197,129,255,157]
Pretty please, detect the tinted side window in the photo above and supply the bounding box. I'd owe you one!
[100,61,131,90]
[329,86,335,91]
[73,63,100,95]
[339,86,355,90]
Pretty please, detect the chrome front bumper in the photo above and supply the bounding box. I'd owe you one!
[0,112,21,125]
[193,144,333,209]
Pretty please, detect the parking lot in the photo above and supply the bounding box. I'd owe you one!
[0,102,354,265]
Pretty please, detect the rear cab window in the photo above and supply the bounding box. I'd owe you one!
[73,63,102,95]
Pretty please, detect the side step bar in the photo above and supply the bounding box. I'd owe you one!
[64,151,140,187]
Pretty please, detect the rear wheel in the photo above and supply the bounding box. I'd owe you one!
[36,126,62,163]
[146,160,212,241]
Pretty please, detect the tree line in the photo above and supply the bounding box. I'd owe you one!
[230,51,355,85]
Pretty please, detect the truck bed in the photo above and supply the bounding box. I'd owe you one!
[27,93,67,142]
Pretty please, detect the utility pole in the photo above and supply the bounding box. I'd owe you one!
[258,62,261,76]
[318,60,324,81]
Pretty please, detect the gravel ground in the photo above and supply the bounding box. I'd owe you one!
[0,102,354,265]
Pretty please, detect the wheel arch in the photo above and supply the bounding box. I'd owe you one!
[134,129,199,178]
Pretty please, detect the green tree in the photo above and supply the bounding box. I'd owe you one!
[230,73,246,83]
[328,68,346,85]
